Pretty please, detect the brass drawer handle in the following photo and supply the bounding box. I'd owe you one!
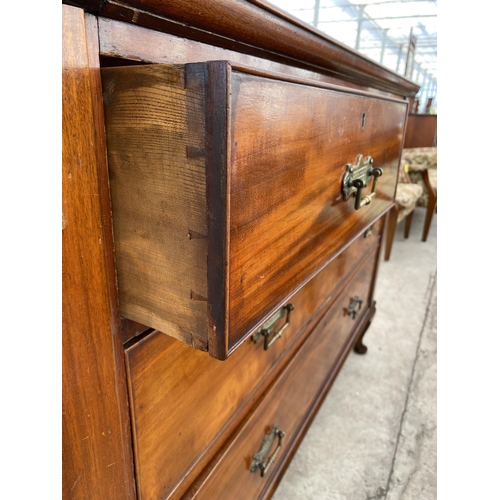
[342,155,383,210]
[252,303,294,350]
[347,296,363,320]
[250,425,285,477]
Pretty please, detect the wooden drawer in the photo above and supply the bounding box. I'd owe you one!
[124,233,380,500]
[102,62,405,359]
[186,246,378,499]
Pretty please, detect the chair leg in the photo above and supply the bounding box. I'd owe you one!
[422,194,437,241]
[384,206,399,261]
[404,210,414,239]
[422,169,437,242]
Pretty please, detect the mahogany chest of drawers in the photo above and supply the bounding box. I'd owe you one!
[62,2,419,499]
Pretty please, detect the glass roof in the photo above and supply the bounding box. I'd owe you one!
[267,0,437,111]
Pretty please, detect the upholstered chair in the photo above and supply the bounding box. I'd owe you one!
[400,147,437,241]
[384,166,423,261]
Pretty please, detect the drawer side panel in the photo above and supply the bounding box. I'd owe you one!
[102,64,209,349]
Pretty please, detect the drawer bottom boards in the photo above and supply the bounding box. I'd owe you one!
[184,248,377,500]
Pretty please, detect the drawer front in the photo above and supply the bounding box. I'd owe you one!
[189,247,378,499]
[227,66,405,353]
[102,62,403,359]
[124,232,380,500]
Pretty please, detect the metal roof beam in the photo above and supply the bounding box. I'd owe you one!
[293,0,436,10]
[310,0,436,84]
[318,14,436,22]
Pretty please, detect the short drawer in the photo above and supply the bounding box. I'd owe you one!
[102,62,405,358]
[186,247,377,499]
[124,236,379,500]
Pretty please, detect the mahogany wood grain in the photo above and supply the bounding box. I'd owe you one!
[205,61,232,356]
[98,17,395,98]
[354,214,385,353]
[353,301,377,355]
[403,113,437,148]
[363,214,385,332]
[185,248,377,499]
[62,6,135,499]
[260,301,377,500]
[62,2,413,498]
[421,168,437,242]
[124,233,379,500]
[65,0,419,96]
[384,206,399,261]
[64,0,103,11]
[405,210,414,238]
[227,66,405,354]
[102,61,405,359]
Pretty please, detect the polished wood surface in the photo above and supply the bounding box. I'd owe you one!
[421,168,437,242]
[186,248,377,499]
[261,302,377,500]
[124,228,380,500]
[403,113,437,148]
[102,61,405,359]
[65,0,103,10]
[227,66,405,353]
[98,17,393,97]
[62,6,135,499]
[62,2,417,497]
[65,0,419,97]
[384,206,399,261]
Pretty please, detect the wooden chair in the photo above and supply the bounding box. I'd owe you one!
[384,167,423,261]
[401,147,437,241]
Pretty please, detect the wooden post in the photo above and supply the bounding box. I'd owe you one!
[62,5,135,499]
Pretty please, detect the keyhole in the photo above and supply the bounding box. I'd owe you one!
[361,112,366,130]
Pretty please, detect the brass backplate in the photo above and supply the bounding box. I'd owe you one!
[342,154,374,200]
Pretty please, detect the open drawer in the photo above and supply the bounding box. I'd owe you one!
[102,61,405,359]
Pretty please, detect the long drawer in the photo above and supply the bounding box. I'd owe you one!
[185,245,378,499]
[102,62,405,359]
[124,231,380,500]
